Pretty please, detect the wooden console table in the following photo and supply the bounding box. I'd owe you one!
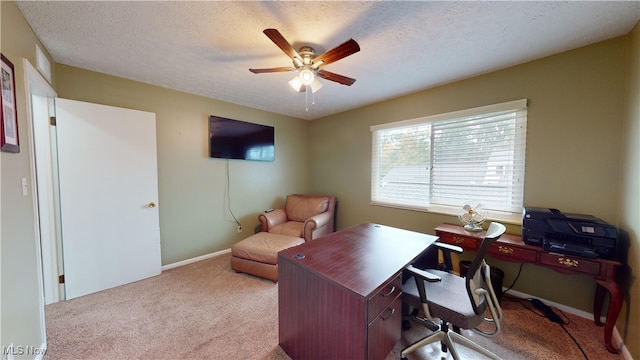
[278,223,438,360]
[435,223,623,354]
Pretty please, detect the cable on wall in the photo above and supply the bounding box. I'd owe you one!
[502,263,524,295]
[225,159,241,227]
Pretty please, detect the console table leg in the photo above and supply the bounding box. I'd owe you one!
[593,284,606,326]
[595,280,622,354]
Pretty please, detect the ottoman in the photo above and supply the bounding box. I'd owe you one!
[231,232,305,281]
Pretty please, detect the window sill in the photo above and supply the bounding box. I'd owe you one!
[370,201,522,225]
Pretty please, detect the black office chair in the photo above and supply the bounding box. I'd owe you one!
[401,222,507,360]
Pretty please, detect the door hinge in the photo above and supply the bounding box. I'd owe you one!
[58,274,65,284]
[50,116,56,126]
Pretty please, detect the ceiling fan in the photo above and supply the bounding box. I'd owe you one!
[249,28,360,94]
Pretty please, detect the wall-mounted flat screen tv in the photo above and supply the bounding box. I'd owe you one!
[208,115,275,162]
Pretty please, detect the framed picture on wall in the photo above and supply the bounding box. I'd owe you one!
[1,53,19,153]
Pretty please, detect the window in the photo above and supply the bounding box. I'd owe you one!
[371,99,527,223]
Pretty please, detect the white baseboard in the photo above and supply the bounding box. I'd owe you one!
[161,248,230,271]
[615,330,632,360]
[504,288,595,320]
[504,288,628,358]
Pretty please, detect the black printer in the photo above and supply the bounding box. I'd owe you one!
[522,207,618,260]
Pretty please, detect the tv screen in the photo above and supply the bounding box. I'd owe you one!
[208,115,275,161]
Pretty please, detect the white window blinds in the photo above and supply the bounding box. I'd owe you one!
[371,99,527,223]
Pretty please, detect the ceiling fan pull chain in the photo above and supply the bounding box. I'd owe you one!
[312,88,316,106]
[305,86,309,112]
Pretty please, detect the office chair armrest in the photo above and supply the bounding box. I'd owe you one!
[433,242,463,254]
[405,264,441,282]
[432,241,463,272]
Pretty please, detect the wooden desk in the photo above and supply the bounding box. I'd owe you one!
[278,223,438,360]
[435,223,623,354]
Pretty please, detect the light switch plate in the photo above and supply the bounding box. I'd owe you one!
[21,178,28,196]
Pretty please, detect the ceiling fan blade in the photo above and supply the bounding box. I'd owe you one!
[317,69,356,86]
[263,28,302,63]
[312,39,360,67]
[249,66,295,74]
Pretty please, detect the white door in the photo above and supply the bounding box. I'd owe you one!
[55,98,161,299]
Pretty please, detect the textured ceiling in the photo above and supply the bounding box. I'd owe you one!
[16,1,640,120]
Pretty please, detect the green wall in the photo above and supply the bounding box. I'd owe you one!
[54,65,310,265]
[309,35,629,325]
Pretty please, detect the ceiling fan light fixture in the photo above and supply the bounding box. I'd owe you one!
[288,76,304,92]
[310,78,323,93]
[288,76,323,93]
[299,69,314,86]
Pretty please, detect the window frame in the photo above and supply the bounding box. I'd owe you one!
[370,99,527,224]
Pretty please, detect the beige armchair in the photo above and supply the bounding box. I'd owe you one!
[231,194,336,281]
[259,194,337,241]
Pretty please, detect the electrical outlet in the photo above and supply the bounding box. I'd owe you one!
[237,225,242,233]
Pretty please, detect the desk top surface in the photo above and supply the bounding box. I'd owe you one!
[279,223,437,297]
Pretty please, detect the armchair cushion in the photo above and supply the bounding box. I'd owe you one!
[231,232,305,281]
[232,232,304,266]
[269,221,304,238]
[285,196,329,222]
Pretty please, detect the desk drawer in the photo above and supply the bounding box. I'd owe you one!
[489,243,537,262]
[539,252,601,276]
[437,233,478,250]
[368,274,402,323]
[367,295,402,360]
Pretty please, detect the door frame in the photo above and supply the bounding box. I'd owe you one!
[23,58,58,350]
[30,81,61,305]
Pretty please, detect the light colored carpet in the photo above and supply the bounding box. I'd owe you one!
[44,253,621,360]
